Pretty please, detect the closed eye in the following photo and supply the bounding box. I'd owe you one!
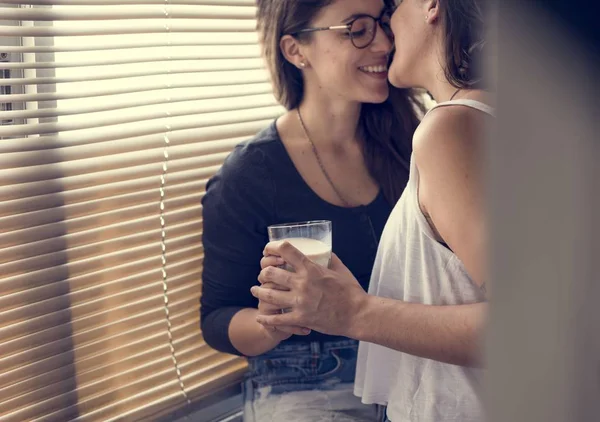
[350,28,368,37]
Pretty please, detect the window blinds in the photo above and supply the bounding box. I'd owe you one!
[0,1,282,420]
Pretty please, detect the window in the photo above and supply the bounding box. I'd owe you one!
[0,1,282,420]
[1,4,25,126]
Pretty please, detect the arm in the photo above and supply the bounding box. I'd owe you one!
[200,144,306,357]
[229,307,308,357]
[203,282,306,357]
[351,296,486,367]
[415,105,488,287]
[252,106,489,366]
[228,309,285,356]
[351,105,490,365]
[253,253,486,366]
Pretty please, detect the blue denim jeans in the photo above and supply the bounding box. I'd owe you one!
[243,339,384,421]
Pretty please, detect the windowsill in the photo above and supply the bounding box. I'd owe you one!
[159,384,243,422]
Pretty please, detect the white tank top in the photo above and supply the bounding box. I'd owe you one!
[354,99,494,421]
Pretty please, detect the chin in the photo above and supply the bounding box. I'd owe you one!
[389,78,414,89]
[360,86,390,104]
[367,94,389,104]
[387,61,414,89]
[388,72,410,88]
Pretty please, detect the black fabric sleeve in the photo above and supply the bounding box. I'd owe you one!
[200,143,275,356]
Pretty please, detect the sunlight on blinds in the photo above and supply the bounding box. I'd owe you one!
[1,1,282,420]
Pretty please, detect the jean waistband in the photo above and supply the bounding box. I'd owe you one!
[256,338,358,358]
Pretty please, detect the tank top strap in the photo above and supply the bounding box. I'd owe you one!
[425,99,495,117]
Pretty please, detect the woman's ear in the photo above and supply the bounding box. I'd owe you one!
[280,34,309,69]
[424,0,440,23]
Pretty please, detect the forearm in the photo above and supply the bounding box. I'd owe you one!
[228,308,283,357]
[350,295,487,367]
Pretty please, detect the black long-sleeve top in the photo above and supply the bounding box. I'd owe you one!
[200,121,395,355]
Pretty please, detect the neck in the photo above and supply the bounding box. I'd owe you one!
[297,88,362,150]
[417,35,468,103]
[425,77,493,106]
[425,77,464,103]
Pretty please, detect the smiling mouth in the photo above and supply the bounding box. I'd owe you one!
[358,65,388,73]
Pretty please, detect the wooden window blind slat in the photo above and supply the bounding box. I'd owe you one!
[0,1,271,419]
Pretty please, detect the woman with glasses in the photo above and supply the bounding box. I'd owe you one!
[253,0,493,421]
[200,0,423,420]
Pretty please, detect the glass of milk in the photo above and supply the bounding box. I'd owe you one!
[267,220,332,270]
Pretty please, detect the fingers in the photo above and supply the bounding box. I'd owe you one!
[263,240,311,271]
[274,325,311,336]
[251,285,294,308]
[258,265,294,289]
[260,281,288,292]
[260,255,285,270]
[258,300,284,315]
[255,312,296,328]
[257,304,309,336]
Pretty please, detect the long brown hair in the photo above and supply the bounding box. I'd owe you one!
[256,0,424,205]
[438,0,488,89]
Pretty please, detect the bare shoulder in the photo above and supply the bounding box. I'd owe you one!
[413,104,491,168]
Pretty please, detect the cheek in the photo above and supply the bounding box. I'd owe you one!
[320,51,355,79]
[391,24,417,63]
[391,11,412,45]
[388,39,412,86]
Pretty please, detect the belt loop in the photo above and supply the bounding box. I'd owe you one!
[310,341,320,373]
[310,341,320,357]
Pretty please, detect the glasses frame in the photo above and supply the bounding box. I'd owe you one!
[290,10,393,49]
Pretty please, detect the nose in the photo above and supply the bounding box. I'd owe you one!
[369,23,393,54]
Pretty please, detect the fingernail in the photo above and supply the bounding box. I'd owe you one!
[302,328,311,334]
[250,286,258,296]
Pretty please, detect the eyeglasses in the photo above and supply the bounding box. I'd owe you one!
[290,10,393,49]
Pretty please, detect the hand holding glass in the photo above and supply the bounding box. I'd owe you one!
[267,220,332,270]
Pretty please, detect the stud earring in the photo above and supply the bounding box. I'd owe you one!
[299,62,306,68]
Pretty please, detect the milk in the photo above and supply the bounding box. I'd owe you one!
[274,237,331,268]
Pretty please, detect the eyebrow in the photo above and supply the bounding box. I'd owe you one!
[341,6,386,24]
